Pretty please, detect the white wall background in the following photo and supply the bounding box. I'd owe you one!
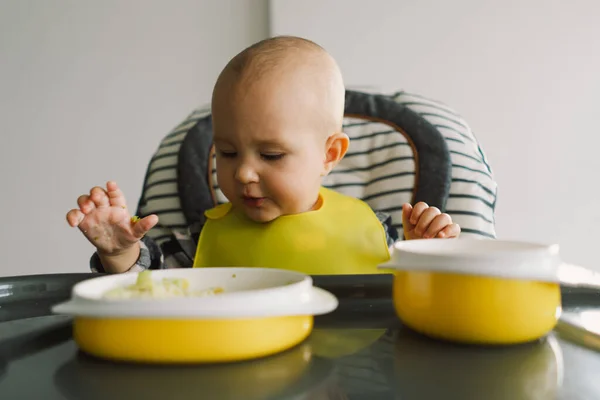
[2,0,598,276]
[0,0,268,276]
[271,0,600,271]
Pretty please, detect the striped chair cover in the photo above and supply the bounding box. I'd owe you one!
[137,90,497,246]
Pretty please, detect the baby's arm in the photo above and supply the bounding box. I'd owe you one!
[89,236,163,272]
[89,220,205,272]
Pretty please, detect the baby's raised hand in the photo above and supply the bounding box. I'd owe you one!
[402,202,460,240]
[66,181,158,257]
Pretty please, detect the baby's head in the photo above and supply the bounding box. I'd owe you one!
[211,36,348,222]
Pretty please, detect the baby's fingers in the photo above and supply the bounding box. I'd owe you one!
[66,209,84,227]
[414,207,441,237]
[106,181,127,209]
[401,203,413,229]
[423,213,453,238]
[90,186,110,208]
[77,194,95,214]
[437,223,461,239]
[409,202,429,226]
[130,214,159,239]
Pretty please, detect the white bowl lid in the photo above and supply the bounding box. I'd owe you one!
[52,268,338,319]
[378,238,562,282]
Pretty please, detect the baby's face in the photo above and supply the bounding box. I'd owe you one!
[212,76,331,222]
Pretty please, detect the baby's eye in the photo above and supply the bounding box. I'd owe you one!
[218,150,237,158]
[261,153,285,161]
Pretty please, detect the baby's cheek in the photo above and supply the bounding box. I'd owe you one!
[275,179,301,202]
[276,181,308,211]
[215,170,235,200]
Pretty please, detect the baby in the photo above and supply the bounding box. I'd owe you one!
[66,36,460,275]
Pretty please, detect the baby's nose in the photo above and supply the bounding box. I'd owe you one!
[235,163,259,184]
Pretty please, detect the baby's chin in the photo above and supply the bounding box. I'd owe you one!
[235,199,315,222]
[239,203,282,223]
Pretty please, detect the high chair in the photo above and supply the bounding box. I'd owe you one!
[134,89,498,267]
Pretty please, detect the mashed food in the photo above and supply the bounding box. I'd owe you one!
[103,270,224,299]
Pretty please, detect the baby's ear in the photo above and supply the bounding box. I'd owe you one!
[322,132,349,176]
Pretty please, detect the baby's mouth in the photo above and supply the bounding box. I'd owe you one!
[242,196,266,208]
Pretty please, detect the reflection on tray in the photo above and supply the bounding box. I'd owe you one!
[579,310,600,334]
[309,328,388,358]
[0,316,72,363]
[556,310,600,352]
[54,341,338,400]
[392,329,564,400]
[558,264,600,289]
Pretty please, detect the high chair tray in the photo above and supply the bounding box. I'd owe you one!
[0,272,599,400]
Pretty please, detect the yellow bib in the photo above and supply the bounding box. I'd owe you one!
[193,187,390,275]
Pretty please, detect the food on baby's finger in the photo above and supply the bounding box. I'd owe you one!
[130,216,140,223]
[102,270,224,299]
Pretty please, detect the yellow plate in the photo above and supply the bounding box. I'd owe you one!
[74,315,313,363]
[52,268,338,363]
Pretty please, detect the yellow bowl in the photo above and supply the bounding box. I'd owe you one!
[53,268,338,363]
[393,270,561,344]
[380,239,563,345]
